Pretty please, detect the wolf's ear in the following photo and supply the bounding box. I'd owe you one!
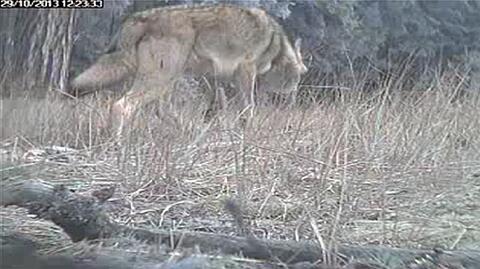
[294,38,302,54]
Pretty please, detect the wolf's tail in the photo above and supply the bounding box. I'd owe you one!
[68,16,148,97]
[69,51,137,97]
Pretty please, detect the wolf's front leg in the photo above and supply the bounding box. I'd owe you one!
[234,62,257,122]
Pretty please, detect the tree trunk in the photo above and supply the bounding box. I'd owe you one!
[0,9,76,95]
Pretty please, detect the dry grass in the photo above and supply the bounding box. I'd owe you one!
[1,75,479,258]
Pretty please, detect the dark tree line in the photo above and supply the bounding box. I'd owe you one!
[1,0,479,96]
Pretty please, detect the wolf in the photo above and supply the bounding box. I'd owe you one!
[68,4,308,135]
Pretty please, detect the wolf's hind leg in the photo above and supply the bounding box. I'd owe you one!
[110,36,193,138]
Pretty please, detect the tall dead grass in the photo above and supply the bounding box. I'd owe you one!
[1,73,479,252]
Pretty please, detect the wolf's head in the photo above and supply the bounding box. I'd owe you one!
[257,38,307,96]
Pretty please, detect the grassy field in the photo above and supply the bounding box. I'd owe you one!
[1,75,479,258]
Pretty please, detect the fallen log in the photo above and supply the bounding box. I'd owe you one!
[0,232,248,269]
[1,174,479,268]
